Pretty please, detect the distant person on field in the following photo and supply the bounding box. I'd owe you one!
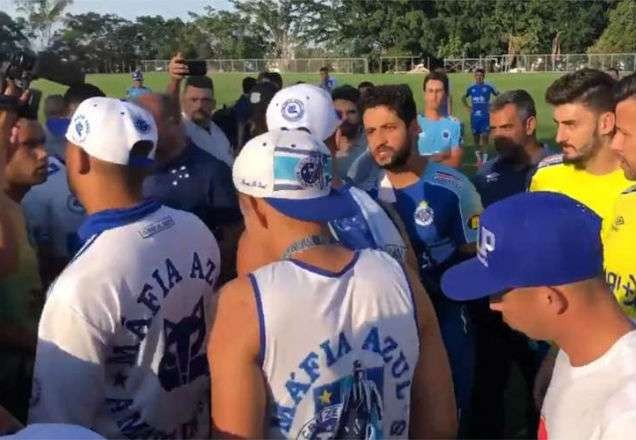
[167,53,234,166]
[125,69,152,102]
[418,70,464,168]
[318,66,336,92]
[441,191,636,440]
[462,68,499,164]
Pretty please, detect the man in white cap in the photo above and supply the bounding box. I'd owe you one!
[28,97,220,439]
[208,129,456,438]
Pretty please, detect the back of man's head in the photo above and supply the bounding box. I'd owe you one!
[242,76,257,94]
[614,72,636,105]
[423,70,449,93]
[546,68,616,113]
[63,83,106,116]
[360,84,417,125]
[185,75,214,92]
[44,94,65,119]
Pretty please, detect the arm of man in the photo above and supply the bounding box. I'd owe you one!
[166,53,188,104]
[461,89,471,110]
[28,298,107,425]
[440,119,464,169]
[406,261,458,438]
[208,276,266,438]
[0,106,18,276]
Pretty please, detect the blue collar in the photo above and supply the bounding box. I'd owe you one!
[78,199,162,242]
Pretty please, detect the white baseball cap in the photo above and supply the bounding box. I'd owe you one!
[266,84,340,141]
[233,129,356,222]
[66,97,157,167]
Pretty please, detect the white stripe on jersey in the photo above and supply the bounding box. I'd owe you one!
[251,249,419,439]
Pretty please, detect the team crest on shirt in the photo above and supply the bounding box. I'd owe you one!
[612,215,625,231]
[467,214,480,230]
[442,129,450,139]
[414,201,434,227]
[298,361,384,440]
[482,87,487,93]
[281,99,305,122]
[73,114,90,142]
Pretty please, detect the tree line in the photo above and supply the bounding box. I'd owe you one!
[1,0,635,73]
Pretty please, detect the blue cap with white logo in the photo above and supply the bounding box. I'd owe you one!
[441,192,603,301]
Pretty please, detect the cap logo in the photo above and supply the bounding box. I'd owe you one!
[281,99,304,122]
[295,154,325,189]
[477,226,496,267]
[133,114,151,134]
[73,114,90,142]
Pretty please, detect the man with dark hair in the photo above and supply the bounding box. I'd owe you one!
[125,68,152,102]
[530,68,630,236]
[137,93,241,284]
[462,68,499,164]
[471,91,553,437]
[474,90,552,206]
[418,71,463,168]
[607,67,620,81]
[43,95,64,120]
[331,85,367,176]
[361,84,483,434]
[259,71,283,90]
[357,80,374,97]
[0,118,47,422]
[606,72,636,319]
[167,53,234,166]
[318,66,336,92]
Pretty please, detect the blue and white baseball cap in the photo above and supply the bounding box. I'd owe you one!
[266,84,341,141]
[441,192,603,301]
[233,129,357,222]
[66,97,157,167]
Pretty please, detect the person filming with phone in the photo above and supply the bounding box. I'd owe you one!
[167,53,234,167]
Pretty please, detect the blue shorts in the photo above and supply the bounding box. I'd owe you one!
[471,114,490,135]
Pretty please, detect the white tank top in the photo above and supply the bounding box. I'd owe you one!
[250,249,419,439]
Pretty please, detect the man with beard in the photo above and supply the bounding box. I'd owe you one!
[167,54,234,166]
[474,90,552,207]
[529,68,631,238]
[361,85,483,435]
[606,73,636,319]
[470,90,552,438]
[332,85,367,177]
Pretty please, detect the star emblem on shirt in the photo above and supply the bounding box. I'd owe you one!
[113,371,128,388]
[319,389,332,405]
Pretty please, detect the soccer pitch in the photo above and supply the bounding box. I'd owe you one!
[34,71,563,168]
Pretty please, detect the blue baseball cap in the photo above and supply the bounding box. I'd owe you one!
[232,129,357,222]
[441,192,603,301]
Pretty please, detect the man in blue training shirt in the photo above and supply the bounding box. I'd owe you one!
[361,84,483,435]
[462,68,498,164]
[125,69,152,102]
[418,70,463,168]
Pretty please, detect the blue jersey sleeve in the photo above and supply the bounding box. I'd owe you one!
[450,119,462,149]
[449,180,483,246]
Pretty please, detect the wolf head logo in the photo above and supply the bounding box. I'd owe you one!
[157,297,209,391]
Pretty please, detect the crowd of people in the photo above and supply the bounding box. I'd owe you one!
[0,54,635,440]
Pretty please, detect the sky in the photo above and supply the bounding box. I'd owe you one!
[0,0,232,21]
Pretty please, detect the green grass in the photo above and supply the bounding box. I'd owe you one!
[33,71,562,170]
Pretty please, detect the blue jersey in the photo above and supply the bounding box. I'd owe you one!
[465,83,497,118]
[125,86,152,101]
[416,115,462,156]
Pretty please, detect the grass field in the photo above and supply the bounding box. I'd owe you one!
[33,71,563,168]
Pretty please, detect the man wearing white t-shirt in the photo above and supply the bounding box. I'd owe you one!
[441,191,636,440]
[29,97,220,439]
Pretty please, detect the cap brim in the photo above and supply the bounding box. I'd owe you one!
[441,257,511,301]
[265,188,357,222]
